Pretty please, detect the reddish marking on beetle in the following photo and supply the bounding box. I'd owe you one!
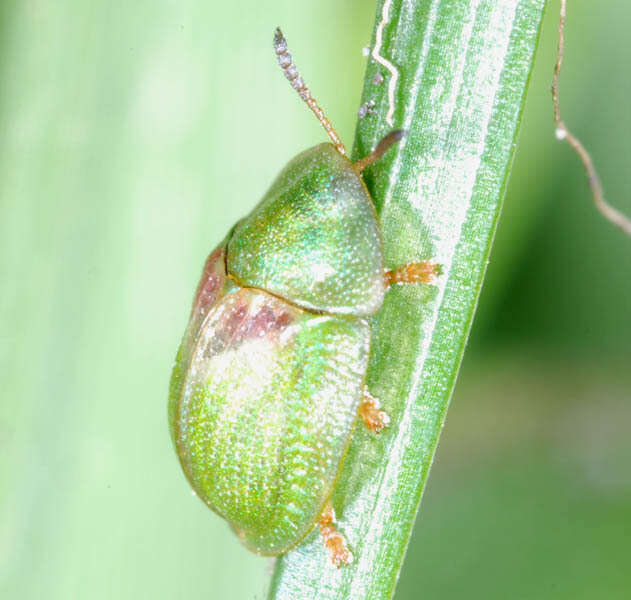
[248,305,293,339]
[234,305,248,320]
[212,302,248,346]
[384,261,442,287]
[274,311,293,329]
[193,247,225,317]
[248,305,276,336]
[359,390,390,433]
[318,504,353,567]
[215,298,295,347]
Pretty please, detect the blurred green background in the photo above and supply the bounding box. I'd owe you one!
[1,1,629,598]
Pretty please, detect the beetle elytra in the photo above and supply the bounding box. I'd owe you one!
[168,27,440,567]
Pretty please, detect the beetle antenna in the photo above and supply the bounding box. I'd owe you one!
[354,129,406,173]
[274,27,347,156]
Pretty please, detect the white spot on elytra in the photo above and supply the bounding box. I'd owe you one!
[310,262,335,282]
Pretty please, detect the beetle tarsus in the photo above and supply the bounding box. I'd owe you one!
[319,504,353,568]
[385,261,442,287]
[359,390,390,433]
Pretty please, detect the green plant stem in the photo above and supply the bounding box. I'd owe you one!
[269,1,546,598]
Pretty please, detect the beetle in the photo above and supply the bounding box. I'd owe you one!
[168,27,440,567]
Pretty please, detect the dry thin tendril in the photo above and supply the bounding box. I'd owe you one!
[552,0,631,236]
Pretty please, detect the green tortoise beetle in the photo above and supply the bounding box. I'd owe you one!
[168,27,440,567]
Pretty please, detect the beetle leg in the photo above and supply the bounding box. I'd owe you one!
[359,389,390,433]
[384,261,442,287]
[354,130,405,173]
[318,503,353,567]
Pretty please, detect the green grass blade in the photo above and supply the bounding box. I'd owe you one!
[269,1,546,598]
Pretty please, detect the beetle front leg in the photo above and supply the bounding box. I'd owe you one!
[359,389,390,433]
[318,503,353,567]
[384,261,442,287]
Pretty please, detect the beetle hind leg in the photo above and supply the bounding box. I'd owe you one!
[319,504,353,567]
[384,261,442,287]
[359,389,390,433]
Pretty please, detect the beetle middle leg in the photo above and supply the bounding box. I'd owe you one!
[318,503,353,567]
